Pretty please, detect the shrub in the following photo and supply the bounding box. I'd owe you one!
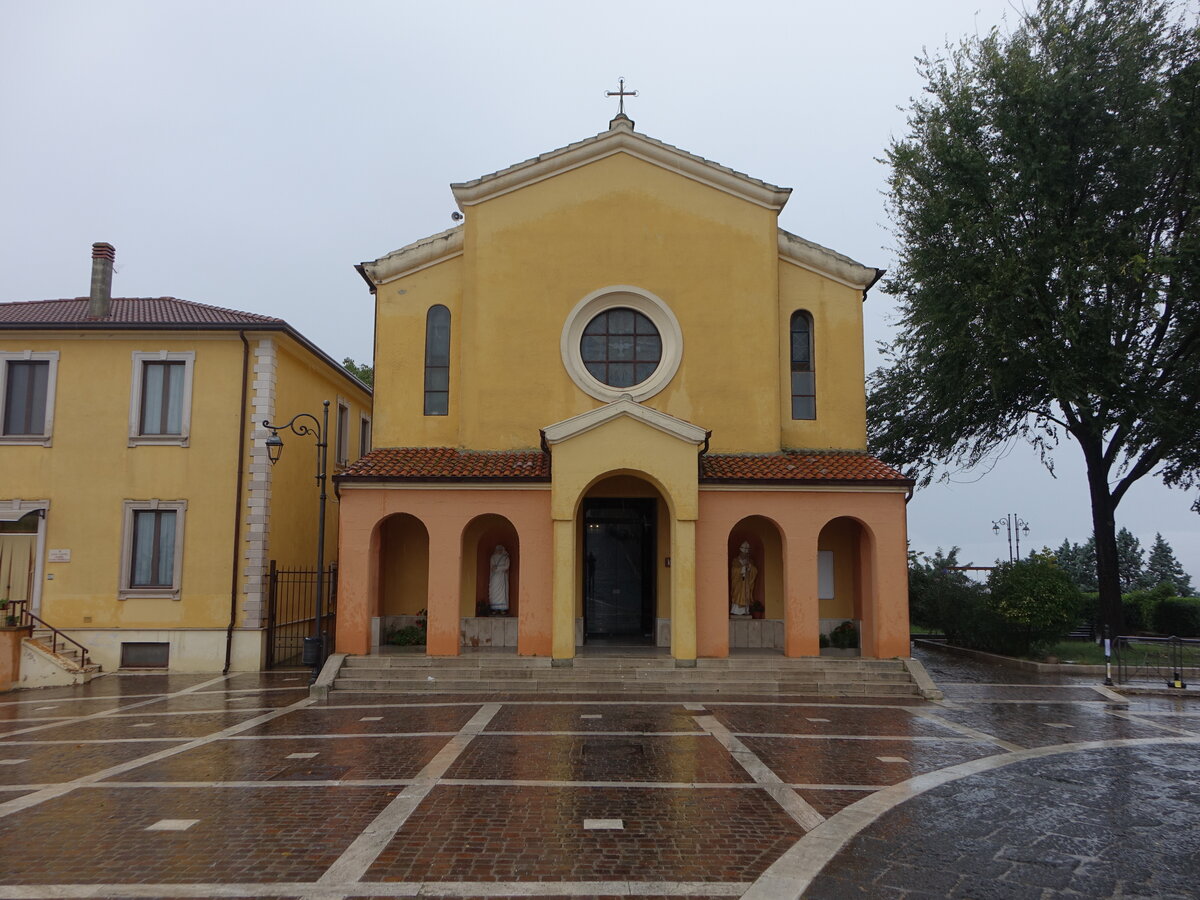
[830,620,859,649]
[984,555,1082,656]
[1151,598,1200,638]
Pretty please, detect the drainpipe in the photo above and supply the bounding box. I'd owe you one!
[223,332,251,674]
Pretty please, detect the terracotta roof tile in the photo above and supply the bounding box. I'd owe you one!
[338,447,908,486]
[339,447,551,481]
[0,297,283,326]
[702,451,911,484]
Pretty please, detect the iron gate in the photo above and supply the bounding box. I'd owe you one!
[1113,635,1199,688]
[265,561,337,669]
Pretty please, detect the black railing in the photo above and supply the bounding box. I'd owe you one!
[3,599,92,668]
[1113,635,1198,688]
[265,561,337,669]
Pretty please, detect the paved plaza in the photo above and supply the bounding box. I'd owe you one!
[0,648,1196,899]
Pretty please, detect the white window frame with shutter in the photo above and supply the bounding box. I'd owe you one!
[118,499,187,600]
[335,398,350,466]
[0,351,60,446]
[128,351,195,447]
[359,413,372,458]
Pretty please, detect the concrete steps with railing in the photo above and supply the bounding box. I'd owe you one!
[325,653,931,698]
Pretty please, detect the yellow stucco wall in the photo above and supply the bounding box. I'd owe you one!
[778,262,868,450]
[266,337,372,575]
[0,333,244,630]
[371,151,876,454]
[0,329,371,672]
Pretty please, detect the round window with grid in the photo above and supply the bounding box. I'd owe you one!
[580,308,662,389]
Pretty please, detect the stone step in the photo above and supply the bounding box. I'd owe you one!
[331,666,914,684]
[330,676,920,696]
[344,655,903,672]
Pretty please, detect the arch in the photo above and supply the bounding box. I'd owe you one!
[790,309,815,419]
[375,513,430,618]
[423,304,451,415]
[460,513,520,619]
[817,515,877,656]
[578,473,670,646]
[572,467,679,522]
[727,515,785,619]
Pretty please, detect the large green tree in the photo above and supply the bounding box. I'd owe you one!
[870,0,1200,639]
[1144,531,1195,594]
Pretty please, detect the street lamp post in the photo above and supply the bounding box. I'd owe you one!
[991,513,1031,563]
[263,400,330,684]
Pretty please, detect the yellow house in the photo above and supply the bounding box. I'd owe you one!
[336,113,912,664]
[0,243,371,681]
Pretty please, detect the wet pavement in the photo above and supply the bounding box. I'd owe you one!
[0,648,1192,898]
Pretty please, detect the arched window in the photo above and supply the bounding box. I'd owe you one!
[424,305,450,416]
[790,311,815,419]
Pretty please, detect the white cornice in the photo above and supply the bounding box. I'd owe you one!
[778,229,882,291]
[360,226,464,286]
[543,397,708,446]
[451,118,793,211]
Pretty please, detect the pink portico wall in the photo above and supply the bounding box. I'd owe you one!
[695,489,910,659]
[337,487,553,657]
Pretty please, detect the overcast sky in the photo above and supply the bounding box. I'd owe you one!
[3,1,1197,582]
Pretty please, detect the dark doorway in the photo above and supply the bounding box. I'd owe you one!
[583,498,656,643]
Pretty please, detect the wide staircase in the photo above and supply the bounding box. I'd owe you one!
[329,654,928,698]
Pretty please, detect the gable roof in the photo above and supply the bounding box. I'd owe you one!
[451,114,793,212]
[0,297,370,394]
[542,396,708,446]
[0,297,282,326]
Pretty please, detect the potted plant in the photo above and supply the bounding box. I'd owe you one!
[749,599,765,620]
[0,598,15,627]
[830,620,859,650]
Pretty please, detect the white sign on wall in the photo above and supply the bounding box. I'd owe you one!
[818,550,835,600]
[47,549,71,562]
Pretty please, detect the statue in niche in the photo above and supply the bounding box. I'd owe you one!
[729,541,758,616]
[488,544,510,614]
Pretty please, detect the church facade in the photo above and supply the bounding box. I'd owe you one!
[335,114,913,663]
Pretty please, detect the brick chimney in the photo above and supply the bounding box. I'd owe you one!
[87,242,115,319]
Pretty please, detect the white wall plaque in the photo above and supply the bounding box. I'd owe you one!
[47,549,70,562]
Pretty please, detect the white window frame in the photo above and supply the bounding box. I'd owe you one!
[560,285,683,403]
[118,499,187,600]
[0,351,60,446]
[335,398,350,466]
[128,351,195,447]
[359,413,372,458]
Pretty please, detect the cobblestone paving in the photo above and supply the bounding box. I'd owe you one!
[0,650,1193,899]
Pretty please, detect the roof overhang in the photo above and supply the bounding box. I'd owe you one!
[451,116,792,212]
[543,396,708,447]
[358,226,464,288]
[777,230,883,292]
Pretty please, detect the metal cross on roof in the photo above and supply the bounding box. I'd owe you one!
[605,78,638,116]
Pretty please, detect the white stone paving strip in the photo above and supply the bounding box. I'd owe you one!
[0,673,234,740]
[909,710,1026,752]
[740,735,1200,900]
[145,818,200,831]
[583,818,624,830]
[692,714,825,832]
[0,880,751,897]
[0,687,314,821]
[1108,709,1199,735]
[314,702,502,887]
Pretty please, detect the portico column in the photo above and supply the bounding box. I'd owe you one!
[425,518,462,657]
[785,525,820,657]
[670,517,697,663]
[551,516,576,661]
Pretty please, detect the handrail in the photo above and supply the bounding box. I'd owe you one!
[5,599,92,669]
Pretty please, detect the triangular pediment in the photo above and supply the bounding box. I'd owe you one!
[451,115,793,212]
[542,397,708,447]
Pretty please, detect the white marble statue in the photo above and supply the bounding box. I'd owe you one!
[488,544,510,614]
[730,541,758,616]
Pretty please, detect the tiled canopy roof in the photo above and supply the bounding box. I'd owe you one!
[338,447,910,486]
[339,447,552,481]
[701,451,911,485]
[0,297,282,326]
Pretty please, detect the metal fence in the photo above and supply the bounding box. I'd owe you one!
[1113,635,1199,688]
[264,561,337,669]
